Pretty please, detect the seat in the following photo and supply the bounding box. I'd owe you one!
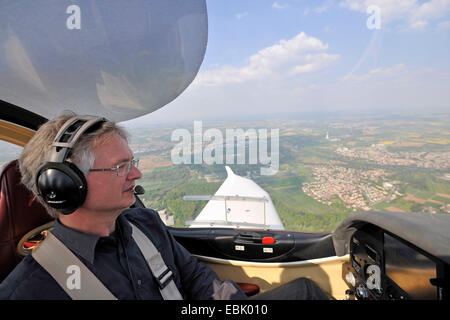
[0,160,53,283]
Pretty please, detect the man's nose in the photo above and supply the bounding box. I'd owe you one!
[127,163,142,180]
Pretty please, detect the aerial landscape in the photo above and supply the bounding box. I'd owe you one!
[122,112,450,232]
[1,112,448,232]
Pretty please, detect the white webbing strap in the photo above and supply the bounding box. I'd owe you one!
[129,222,183,300]
[31,231,117,300]
[32,224,183,300]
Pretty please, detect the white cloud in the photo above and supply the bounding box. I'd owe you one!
[437,19,450,29]
[412,0,450,21]
[195,32,339,86]
[235,12,248,20]
[340,0,450,29]
[129,62,450,125]
[409,19,428,29]
[291,53,340,74]
[314,64,450,113]
[340,63,407,81]
[272,2,289,9]
[304,0,334,15]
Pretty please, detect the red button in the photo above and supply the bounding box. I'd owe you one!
[262,237,275,244]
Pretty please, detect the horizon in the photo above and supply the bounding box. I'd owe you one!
[120,110,450,129]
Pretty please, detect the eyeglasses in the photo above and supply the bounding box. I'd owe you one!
[89,158,139,176]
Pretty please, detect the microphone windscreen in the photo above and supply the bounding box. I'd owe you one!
[134,185,145,195]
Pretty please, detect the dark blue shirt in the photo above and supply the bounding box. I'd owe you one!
[0,208,246,300]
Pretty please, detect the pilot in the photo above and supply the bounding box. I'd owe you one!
[0,112,247,300]
[0,112,329,300]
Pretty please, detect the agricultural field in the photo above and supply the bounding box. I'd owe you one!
[1,113,448,232]
[129,114,450,232]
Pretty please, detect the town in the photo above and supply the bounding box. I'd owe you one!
[302,166,397,211]
[336,144,450,169]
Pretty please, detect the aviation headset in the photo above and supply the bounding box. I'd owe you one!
[35,115,107,215]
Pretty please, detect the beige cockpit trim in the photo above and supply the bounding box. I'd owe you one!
[194,254,350,300]
[0,120,35,146]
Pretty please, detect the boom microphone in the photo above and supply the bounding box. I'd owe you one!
[133,185,145,195]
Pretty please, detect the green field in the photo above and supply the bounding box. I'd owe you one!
[132,115,450,232]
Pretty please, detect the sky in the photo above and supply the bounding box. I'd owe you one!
[124,0,450,127]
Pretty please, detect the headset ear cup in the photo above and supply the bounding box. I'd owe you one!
[36,162,88,214]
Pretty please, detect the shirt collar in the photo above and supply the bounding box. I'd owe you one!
[50,214,133,264]
[51,219,100,264]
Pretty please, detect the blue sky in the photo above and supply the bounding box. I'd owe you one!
[127,0,450,126]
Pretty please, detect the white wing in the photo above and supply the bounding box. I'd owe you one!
[187,166,284,230]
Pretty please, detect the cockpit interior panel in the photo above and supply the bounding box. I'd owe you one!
[342,223,448,300]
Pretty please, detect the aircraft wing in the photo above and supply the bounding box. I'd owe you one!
[186,166,284,230]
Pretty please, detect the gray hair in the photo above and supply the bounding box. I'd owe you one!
[19,111,129,218]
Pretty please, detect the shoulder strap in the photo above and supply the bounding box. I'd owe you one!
[129,222,183,300]
[31,230,117,300]
[32,224,183,300]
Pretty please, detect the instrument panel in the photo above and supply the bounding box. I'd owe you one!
[342,224,448,300]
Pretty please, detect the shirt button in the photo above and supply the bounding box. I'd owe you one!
[137,280,142,286]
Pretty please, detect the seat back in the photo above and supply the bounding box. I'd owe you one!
[0,160,53,282]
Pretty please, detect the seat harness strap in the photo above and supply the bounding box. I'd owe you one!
[32,222,182,300]
[129,222,183,300]
[31,230,117,300]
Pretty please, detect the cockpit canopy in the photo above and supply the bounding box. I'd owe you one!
[0,0,208,122]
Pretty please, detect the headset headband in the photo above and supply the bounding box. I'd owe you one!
[49,116,107,163]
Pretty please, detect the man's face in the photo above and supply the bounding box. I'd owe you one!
[83,134,142,214]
